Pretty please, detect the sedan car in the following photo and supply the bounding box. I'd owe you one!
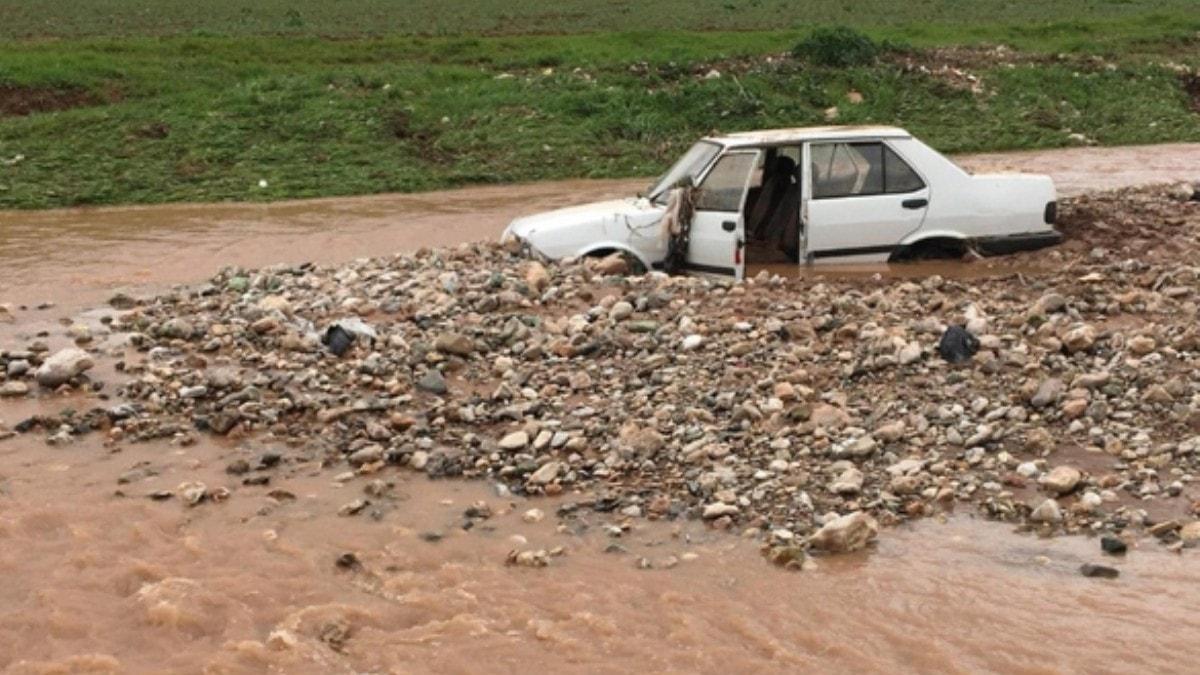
[501,126,1061,279]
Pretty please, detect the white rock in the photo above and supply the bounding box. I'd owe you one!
[1030,498,1063,523]
[528,461,561,484]
[35,348,94,387]
[808,512,878,553]
[499,431,529,450]
[681,334,704,351]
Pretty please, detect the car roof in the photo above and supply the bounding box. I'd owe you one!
[707,125,910,147]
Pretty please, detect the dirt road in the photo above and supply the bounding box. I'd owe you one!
[1,143,1197,313]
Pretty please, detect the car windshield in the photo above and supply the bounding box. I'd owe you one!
[647,141,722,204]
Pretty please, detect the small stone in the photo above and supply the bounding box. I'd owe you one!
[0,381,29,397]
[522,508,545,523]
[702,503,740,519]
[1039,466,1082,495]
[831,467,864,496]
[1030,378,1064,408]
[528,461,561,484]
[609,301,634,321]
[434,332,475,356]
[1128,335,1156,355]
[498,431,529,450]
[1030,498,1063,523]
[338,499,370,517]
[1100,535,1127,555]
[809,512,878,553]
[1079,563,1119,579]
[681,334,703,351]
[416,369,448,395]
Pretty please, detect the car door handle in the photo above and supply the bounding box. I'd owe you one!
[902,198,928,209]
[721,220,737,232]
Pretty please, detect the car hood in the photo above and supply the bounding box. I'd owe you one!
[505,198,664,240]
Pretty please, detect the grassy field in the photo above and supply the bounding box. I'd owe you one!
[1,2,1199,209]
[1,0,1198,38]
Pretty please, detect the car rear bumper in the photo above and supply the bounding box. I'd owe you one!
[973,230,1063,256]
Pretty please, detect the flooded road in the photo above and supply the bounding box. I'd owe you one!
[3,143,1200,673]
[2,143,1197,313]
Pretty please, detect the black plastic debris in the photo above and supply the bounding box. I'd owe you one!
[322,325,355,356]
[321,317,377,356]
[938,325,980,364]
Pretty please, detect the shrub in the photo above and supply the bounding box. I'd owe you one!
[792,27,880,68]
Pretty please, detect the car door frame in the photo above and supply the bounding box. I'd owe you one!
[684,147,763,281]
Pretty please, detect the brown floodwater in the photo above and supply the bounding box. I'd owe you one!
[3,143,1200,673]
[1,143,1197,314]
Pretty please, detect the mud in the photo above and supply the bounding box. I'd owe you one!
[3,431,1199,674]
[0,84,104,118]
[3,144,1200,673]
[2,143,1197,313]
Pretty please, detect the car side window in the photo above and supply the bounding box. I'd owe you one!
[694,153,757,212]
[884,146,925,194]
[811,142,923,198]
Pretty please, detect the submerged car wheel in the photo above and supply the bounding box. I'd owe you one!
[891,238,967,262]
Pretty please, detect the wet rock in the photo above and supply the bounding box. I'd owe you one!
[1039,466,1082,495]
[1079,563,1119,579]
[1180,521,1200,548]
[0,381,29,397]
[831,468,864,496]
[1061,324,1096,353]
[1030,499,1063,523]
[416,369,448,395]
[34,348,94,387]
[6,359,30,377]
[808,512,878,553]
[702,503,740,519]
[498,430,529,450]
[338,499,370,517]
[1030,378,1064,408]
[434,332,475,356]
[1100,535,1127,555]
[527,461,561,485]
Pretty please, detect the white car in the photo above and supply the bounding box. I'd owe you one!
[501,126,1061,279]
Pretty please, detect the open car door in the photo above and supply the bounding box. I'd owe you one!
[685,149,760,280]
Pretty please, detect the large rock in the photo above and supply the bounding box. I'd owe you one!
[808,512,878,553]
[35,348,94,387]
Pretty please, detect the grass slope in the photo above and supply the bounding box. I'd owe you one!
[0,7,1199,208]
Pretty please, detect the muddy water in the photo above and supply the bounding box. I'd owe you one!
[2,143,1197,314]
[3,429,1200,674]
[3,144,1200,673]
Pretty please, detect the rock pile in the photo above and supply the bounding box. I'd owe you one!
[3,185,1200,559]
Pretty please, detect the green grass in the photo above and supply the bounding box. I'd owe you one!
[1,0,1198,38]
[1,4,1199,209]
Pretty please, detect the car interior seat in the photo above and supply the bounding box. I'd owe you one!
[747,156,796,241]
